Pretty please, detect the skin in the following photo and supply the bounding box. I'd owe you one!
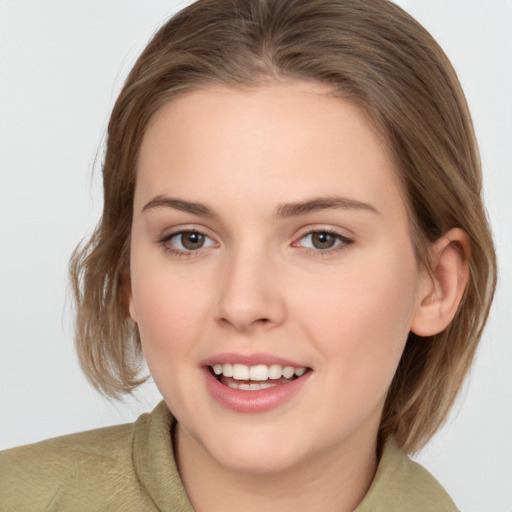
[128,81,467,512]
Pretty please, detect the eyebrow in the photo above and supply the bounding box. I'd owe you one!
[141,195,379,218]
[142,196,215,217]
[275,196,380,218]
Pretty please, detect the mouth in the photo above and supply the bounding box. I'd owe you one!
[210,363,309,391]
[203,355,312,412]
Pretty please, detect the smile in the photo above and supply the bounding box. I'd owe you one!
[212,363,307,385]
[204,360,311,413]
[211,363,308,391]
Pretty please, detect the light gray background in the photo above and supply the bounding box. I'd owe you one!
[0,1,510,510]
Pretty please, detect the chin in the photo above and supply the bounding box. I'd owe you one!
[190,420,311,475]
[213,441,305,475]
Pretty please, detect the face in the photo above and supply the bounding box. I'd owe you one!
[129,82,430,474]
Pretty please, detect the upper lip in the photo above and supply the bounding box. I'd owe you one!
[201,352,309,368]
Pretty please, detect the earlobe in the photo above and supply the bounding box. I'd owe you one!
[411,228,471,337]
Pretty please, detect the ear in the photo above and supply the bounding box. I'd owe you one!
[411,228,470,337]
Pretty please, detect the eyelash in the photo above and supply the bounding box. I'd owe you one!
[158,228,354,258]
[158,229,217,258]
[293,229,354,256]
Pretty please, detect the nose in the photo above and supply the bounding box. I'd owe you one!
[214,250,286,333]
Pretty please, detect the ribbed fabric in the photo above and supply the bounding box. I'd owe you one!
[0,401,458,511]
[357,439,459,511]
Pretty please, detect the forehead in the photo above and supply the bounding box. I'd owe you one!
[135,81,405,219]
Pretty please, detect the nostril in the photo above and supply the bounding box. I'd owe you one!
[250,317,273,328]
[218,316,272,329]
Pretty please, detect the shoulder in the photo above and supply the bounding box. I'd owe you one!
[0,418,154,511]
[0,419,136,463]
[356,439,460,512]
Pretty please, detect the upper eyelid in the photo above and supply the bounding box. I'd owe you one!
[159,225,217,241]
[294,226,354,241]
[157,228,217,251]
[165,229,213,240]
[158,229,218,256]
[290,231,354,257]
[157,225,354,246]
[301,228,350,237]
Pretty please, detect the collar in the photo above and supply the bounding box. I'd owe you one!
[133,401,458,512]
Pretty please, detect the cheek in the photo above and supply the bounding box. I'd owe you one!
[130,258,213,367]
[131,271,213,411]
[297,249,420,391]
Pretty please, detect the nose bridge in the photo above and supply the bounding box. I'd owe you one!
[215,242,286,332]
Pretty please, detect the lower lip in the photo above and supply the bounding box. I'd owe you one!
[203,368,311,413]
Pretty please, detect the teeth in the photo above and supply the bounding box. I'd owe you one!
[295,367,306,377]
[232,364,249,380]
[212,363,307,381]
[249,364,269,381]
[282,366,295,378]
[223,363,233,377]
[227,381,278,390]
[269,364,282,379]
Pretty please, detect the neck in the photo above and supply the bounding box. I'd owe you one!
[175,424,378,512]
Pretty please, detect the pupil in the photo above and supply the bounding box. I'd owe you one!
[312,232,335,249]
[182,232,204,250]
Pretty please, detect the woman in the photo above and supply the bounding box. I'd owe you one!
[0,1,497,510]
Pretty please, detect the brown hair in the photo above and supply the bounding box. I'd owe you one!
[70,0,497,452]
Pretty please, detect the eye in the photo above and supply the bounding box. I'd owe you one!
[296,230,353,251]
[163,230,216,252]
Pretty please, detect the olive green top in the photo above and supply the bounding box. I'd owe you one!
[0,401,459,511]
